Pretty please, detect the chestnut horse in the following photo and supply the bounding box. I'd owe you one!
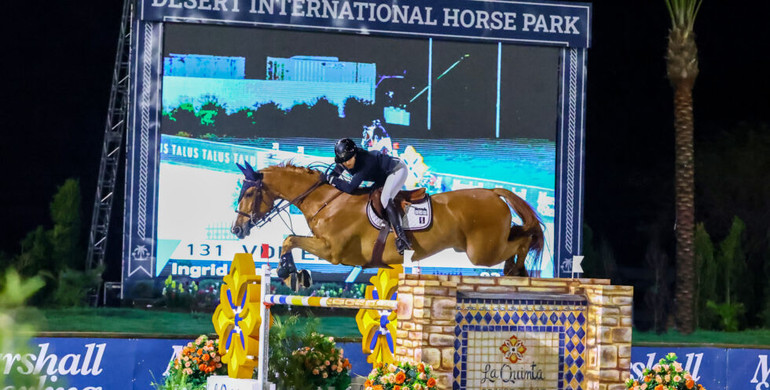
[231,162,544,276]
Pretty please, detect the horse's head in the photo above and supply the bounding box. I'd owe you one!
[231,162,278,239]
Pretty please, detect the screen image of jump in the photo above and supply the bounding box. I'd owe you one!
[154,23,559,282]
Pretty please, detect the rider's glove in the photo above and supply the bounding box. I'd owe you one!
[320,172,334,185]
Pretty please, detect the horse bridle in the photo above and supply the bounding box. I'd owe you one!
[236,178,272,228]
[236,177,327,228]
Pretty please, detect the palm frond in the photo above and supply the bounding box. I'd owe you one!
[665,0,703,30]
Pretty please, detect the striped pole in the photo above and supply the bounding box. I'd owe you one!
[264,294,398,311]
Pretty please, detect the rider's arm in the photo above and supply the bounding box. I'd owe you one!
[329,167,367,193]
[329,173,364,193]
[328,164,344,178]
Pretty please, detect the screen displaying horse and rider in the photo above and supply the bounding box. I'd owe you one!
[155,23,559,283]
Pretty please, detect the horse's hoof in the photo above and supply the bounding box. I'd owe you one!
[277,266,291,279]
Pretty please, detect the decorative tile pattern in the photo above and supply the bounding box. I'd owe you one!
[453,296,587,390]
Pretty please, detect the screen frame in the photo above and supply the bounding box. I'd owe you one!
[122,0,590,297]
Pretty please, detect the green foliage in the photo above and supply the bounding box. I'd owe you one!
[15,225,53,277]
[268,316,352,390]
[694,223,717,328]
[160,95,364,139]
[0,268,45,387]
[705,300,745,332]
[715,217,746,305]
[696,123,770,328]
[665,0,703,30]
[760,229,770,327]
[52,266,103,307]
[161,276,221,311]
[50,179,83,270]
[7,178,92,307]
[696,217,751,331]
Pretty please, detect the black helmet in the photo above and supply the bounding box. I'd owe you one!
[334,138,357,163]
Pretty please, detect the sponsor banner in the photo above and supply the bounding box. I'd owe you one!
[1,338,179,390]
[3,339,767,389]
[0,338,366,390]
[731,349,770,390]
[631,347,770,390]
[138,0,592,48]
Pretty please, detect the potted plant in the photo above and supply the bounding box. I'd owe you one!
[153,335,227,390]
[365,360,438,390]
[625,353,705,390]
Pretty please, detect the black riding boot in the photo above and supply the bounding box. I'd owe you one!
[277,252,297,279]
[385,200,412,254]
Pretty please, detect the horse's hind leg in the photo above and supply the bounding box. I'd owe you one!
[503,255,528,277]
[503,237,532,277]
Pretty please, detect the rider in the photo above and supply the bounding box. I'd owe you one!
[322,138,412,254]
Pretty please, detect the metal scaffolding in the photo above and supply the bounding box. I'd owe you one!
[86,0,133,280]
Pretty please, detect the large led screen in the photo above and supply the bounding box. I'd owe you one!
[155,23,559,282]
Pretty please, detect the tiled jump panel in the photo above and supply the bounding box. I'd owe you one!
[454,295,587,390]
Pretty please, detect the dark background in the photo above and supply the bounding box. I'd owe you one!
[2,1,769,303]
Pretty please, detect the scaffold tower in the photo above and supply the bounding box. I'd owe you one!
[86,0,133,275]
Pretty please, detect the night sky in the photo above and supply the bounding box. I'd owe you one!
[2,0,769,283]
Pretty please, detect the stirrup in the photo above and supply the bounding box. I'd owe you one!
[395,236,412,255]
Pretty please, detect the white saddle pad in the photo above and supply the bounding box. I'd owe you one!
[366,199,432,231]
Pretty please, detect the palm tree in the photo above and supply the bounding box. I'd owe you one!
[665,0,702,334]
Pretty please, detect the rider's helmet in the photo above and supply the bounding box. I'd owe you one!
[334,138,358,163]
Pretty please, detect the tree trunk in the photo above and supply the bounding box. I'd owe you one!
[673,82,696,334]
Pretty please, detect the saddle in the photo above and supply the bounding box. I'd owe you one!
[368,187,428,219]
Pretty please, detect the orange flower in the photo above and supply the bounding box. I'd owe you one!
[395,371,406,384]
[364,380,372,387]
[655,385,664,390]
[418,363,425,373]
[686,379,695,389]
[373,386,383,390]
[202,354,210,361]
[394,386,401,390]
[427,377,437,388]
[197,349,203,356]
[199,364,206,371]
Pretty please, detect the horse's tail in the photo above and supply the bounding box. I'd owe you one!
[492,188,545,259]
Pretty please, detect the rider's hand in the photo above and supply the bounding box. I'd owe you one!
[320,172,334,185]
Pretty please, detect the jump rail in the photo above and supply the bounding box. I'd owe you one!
[263,294,398,311]
[256,264,398,389]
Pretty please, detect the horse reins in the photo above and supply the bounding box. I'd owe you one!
[237,176,339,227]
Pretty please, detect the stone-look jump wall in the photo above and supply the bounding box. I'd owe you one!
[394,275,633,390]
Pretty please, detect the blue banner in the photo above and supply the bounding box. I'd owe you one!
[631,347,770,390]
[5,339,768,389]
[139,0,591,48]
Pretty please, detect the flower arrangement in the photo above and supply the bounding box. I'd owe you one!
[365,360,438,390]
[268,316,352,390]
[625,353,705,390]
[154,335,227,390]
[292,333,352,389]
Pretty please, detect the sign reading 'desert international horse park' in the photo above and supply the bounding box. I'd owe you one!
[122,0,591,296]
[141,0,590,47]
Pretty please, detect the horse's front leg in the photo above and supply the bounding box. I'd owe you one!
[280,235,334,264]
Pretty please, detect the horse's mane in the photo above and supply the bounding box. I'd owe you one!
[264,161,321,176]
